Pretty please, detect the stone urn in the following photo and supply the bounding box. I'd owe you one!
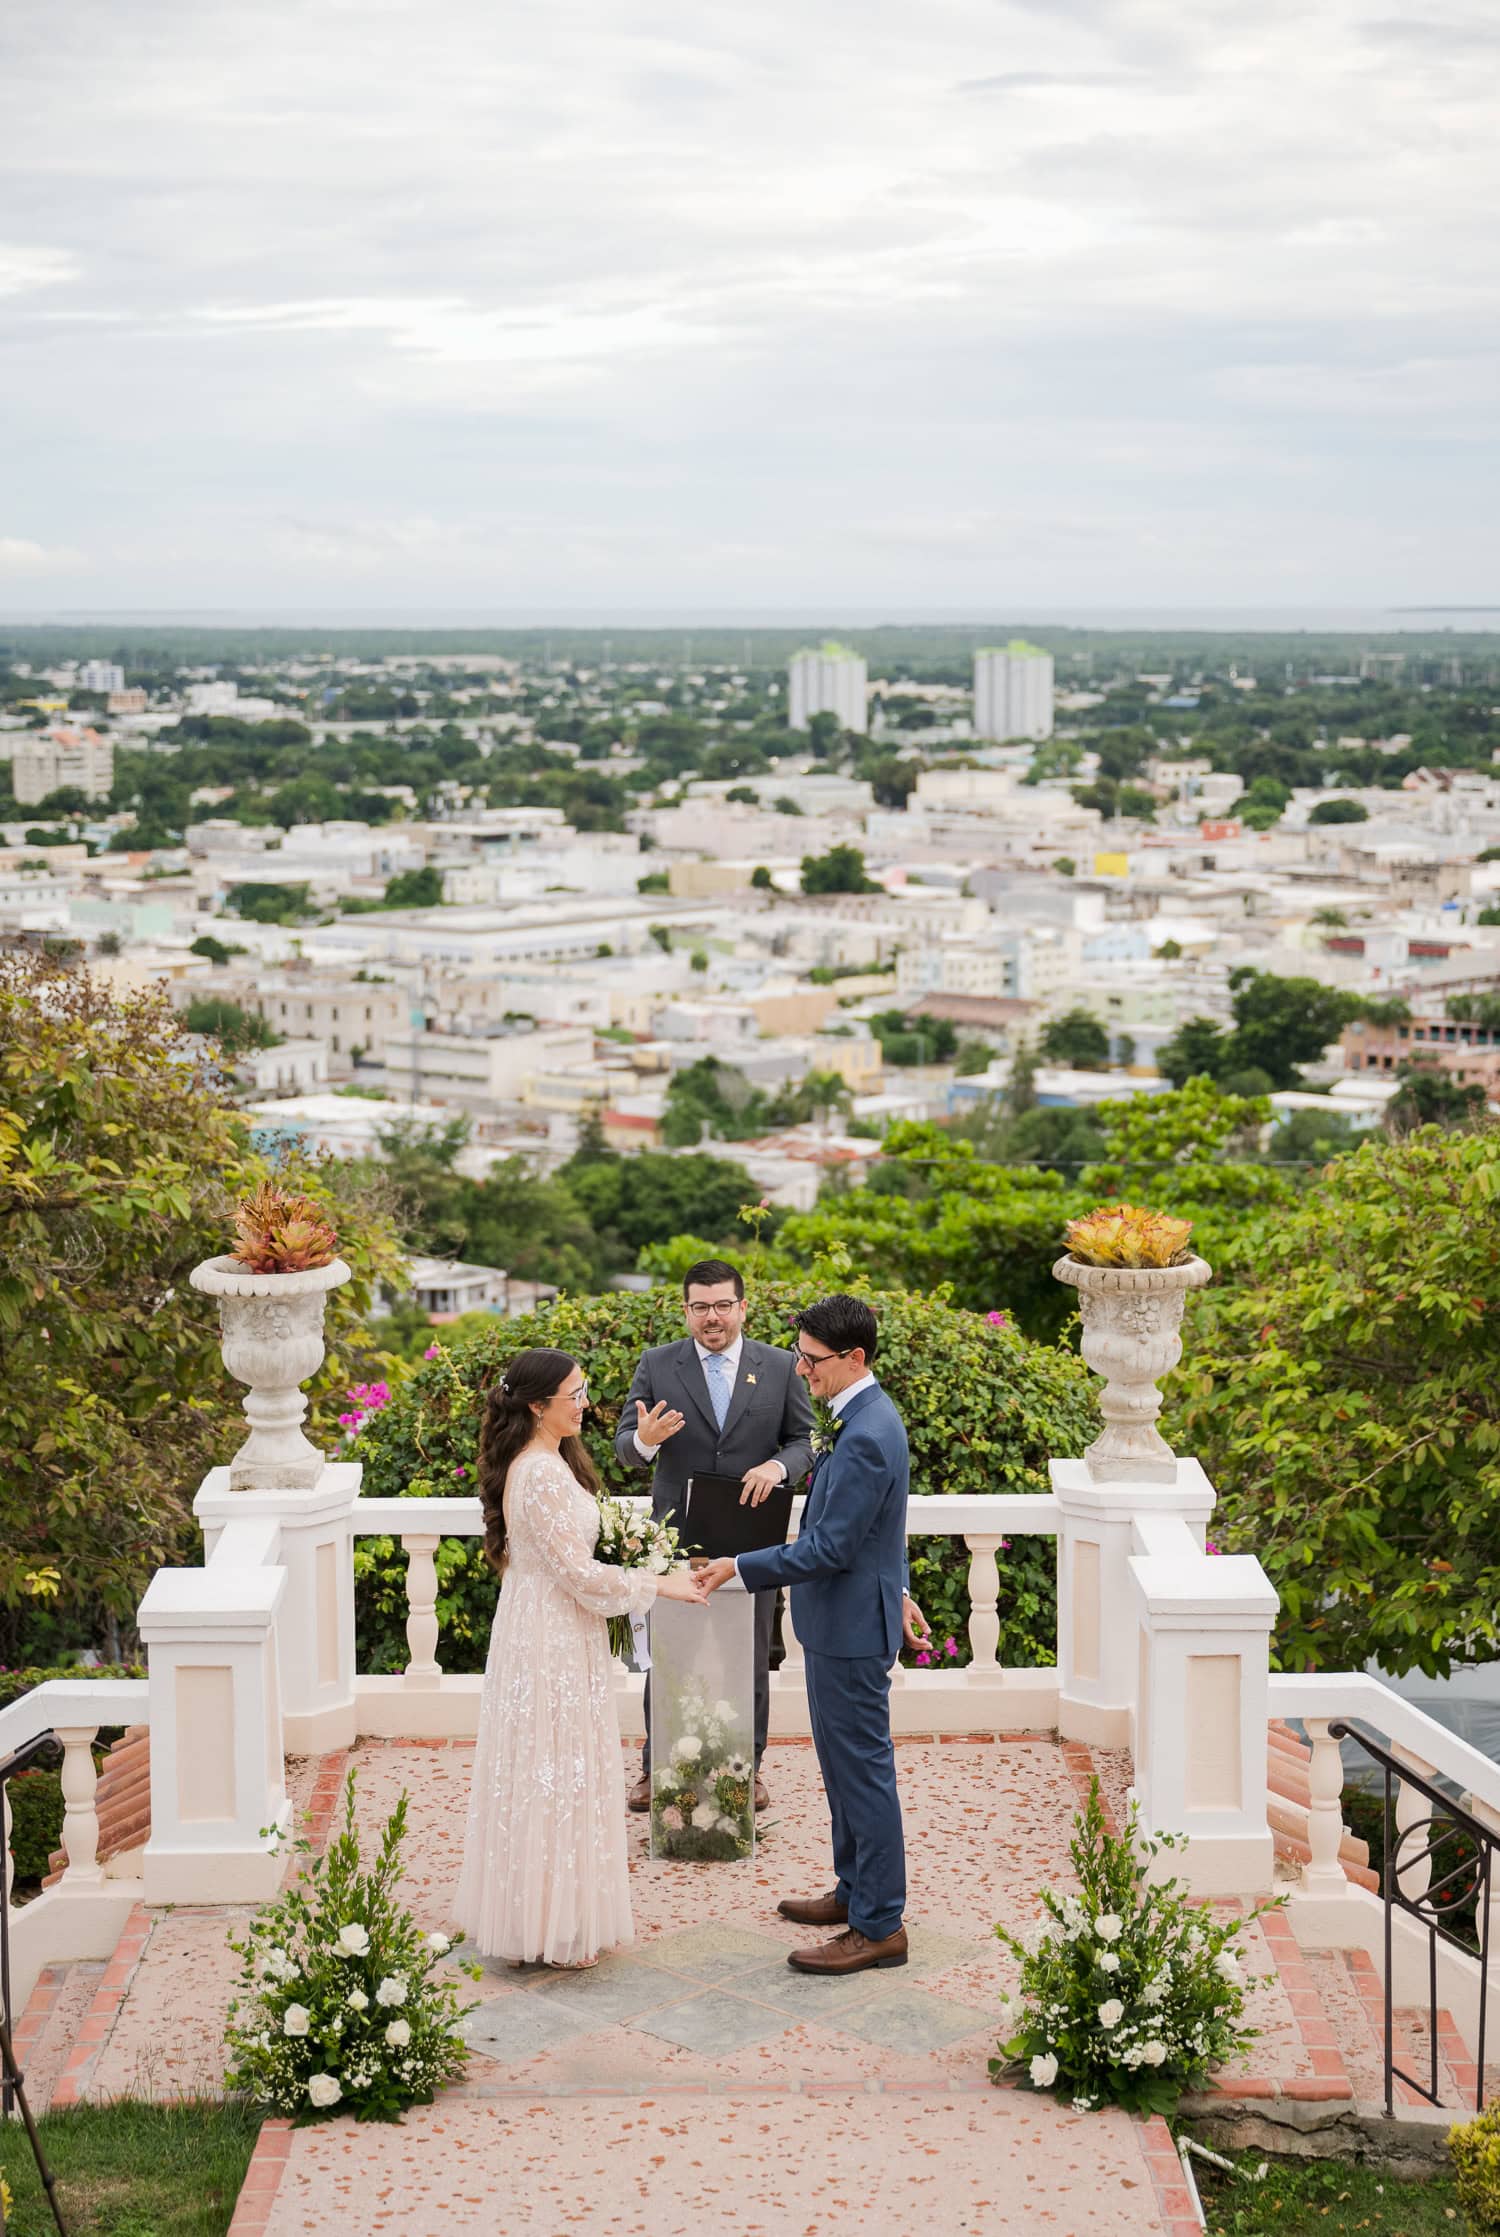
[1052,1252,1212,1483]
[191,1254,352,1490]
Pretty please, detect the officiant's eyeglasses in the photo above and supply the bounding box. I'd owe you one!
[685,1300,739,1318]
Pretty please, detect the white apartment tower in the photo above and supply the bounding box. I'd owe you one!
[13,727,114,805]
[788,642,868,735]
[80,660,126,695]
[973,641,1055,741]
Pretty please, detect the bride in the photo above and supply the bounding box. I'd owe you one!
[454,1346,709,1968]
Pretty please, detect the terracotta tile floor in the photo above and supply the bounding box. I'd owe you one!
[31,1735,1435,2236]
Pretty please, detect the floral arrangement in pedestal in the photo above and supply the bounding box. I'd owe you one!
[651,1681,755,1862]
[593,1494,685,1663]
[991,1780,1280,2117]
[224,1772,480,2124]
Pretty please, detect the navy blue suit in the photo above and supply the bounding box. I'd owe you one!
[737,1382,908,1941]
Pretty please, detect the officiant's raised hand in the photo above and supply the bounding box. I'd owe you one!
[635,1399,685,1449]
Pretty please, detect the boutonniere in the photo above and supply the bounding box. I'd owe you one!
[811,1411,844,1458]
[745,1373,757,1386]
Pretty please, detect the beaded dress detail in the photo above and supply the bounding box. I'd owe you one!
[455,1447,659,1966]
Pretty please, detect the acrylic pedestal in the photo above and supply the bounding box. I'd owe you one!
[648,1576,756,1864]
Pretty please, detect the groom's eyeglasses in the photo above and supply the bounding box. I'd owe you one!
[794,1344,853,1368]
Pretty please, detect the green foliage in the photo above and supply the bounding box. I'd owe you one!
[1308,796,1369,823]
[0,955,403,1646]
[224,1773,478,2122]
[184,997,282,1054]
[800,843,877,894]
[750,865,773,889]
[637,870,670,892]
[5,1764,66,1882]
[868,1009,957,1066]
[1158,971,1362,1092]
[1170,1123,1500,1675]
[369,1120,604,1291]
[1446,992,1500,1032]
[993,1781,1277,2116]
[383,865,443,908]
[662,1056,850,1147]
[1039,1008,1111,1071]
[189,934,244,966]
[1197,2146,1459,2233]
[351,1279,1097,1675]
[1386,1064,1488,1133]
[225,881,312,924]
[1449,2101,1500,2233]
[561,1147,758,1258]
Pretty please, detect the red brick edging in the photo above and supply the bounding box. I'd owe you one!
[226,2117,294,2234]
[1139,2113,1203,2237]
[49,1902,153,2109]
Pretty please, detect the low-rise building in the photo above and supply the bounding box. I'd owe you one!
[14,728,113,805]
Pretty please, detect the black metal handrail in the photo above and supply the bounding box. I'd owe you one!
[1,1728,64,2120]
[1329,1718,1493,2118]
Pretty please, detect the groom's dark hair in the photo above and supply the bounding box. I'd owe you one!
[795,1293,878,1362]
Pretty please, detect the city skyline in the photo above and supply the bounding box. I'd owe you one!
[2,0,1496,613]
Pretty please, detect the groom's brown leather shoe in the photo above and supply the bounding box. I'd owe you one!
[788,1927,908,1975]
[777,1890,849,1927]
[627,1777,651,1814]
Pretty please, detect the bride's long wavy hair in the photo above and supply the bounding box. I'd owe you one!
[477,1348,599,1576]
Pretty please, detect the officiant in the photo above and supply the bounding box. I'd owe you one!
[616,1256,814,1815]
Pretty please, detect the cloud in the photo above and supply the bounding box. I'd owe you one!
[0,0,1493,608]
[0,537,85,575]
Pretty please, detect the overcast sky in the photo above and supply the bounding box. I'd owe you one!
[2,0,1496,615]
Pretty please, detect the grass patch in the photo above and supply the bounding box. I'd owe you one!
[1196,2145,1461,2234]
[1,2098,263,2237]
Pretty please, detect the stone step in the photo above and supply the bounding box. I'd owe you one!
[9,1958,108,2116]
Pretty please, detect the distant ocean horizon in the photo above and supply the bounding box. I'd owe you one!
[2,604,1498,635]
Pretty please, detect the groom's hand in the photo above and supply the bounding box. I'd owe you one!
[697,1557,738,1593]
[902,1593,931,1651]
[739,1460,783,1507]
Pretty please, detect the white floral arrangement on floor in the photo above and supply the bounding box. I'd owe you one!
[991,1779,1281,2117]
[651,1679,754,1861]
[224,1771,481,2124]
[594,1494,686,1663]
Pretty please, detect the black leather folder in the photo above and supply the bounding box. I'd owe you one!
[680,1471,796,1560]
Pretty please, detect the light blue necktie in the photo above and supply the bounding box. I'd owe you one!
[705,1350,731,1431]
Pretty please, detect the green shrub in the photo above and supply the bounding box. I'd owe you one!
[351,1282,1096,1676]
[1450,2101,1500,2232]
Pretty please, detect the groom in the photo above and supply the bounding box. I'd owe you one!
[702,1294,927,1976]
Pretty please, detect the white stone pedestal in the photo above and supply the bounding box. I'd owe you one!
[1051,1456,1214,1749]
[196,1462,359,1754]
[649,1577,756,1863]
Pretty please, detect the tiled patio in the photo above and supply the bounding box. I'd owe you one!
[16,1732,1469,2236]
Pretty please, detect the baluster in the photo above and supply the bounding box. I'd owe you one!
[965,1534,1004,1669]
[1392,1743,1437,1907]
[3,1779,14,1913]
[1302,1718,1349,1897]
[1461,1792,1500,1978]
[55,1726,104,1886]
[401,1534,443,1689]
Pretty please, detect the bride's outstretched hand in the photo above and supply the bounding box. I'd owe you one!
[657,1567,712,1605]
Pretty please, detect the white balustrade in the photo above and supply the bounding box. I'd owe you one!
[964,1533,1004,1668]
[54,1726,104,1888]
[1391,1741,1438,1907]
[401,1534,443,1689]
[1302,1717,1351,1898]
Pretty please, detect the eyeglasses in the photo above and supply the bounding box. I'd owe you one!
[793,1344,852,1368]
[685,1300,740,1319]
[566,1383,589,1403]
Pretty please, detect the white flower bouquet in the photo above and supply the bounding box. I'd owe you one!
[650,1679,754,1862]
[991,1779,1280,2117]
[224,1771,480,2123]
[594,1493,685,1663]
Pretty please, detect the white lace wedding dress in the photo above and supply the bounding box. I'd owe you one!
[454,1446,660,1966]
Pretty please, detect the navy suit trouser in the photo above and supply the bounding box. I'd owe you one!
[803,1645,906,1942]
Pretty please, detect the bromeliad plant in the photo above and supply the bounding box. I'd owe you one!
[224,1771,480,2124]
[992,1780,1279,2116]
[1063,1204,1194,1270]
[231,1180,340,1274]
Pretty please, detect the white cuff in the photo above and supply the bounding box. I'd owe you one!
[633,1429,655,1462]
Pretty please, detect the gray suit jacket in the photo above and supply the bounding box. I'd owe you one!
[614,1336,815,1529]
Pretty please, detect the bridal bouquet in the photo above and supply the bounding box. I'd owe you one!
[991,1779,1278,2117]
[224,1772,479,2124]
[594,1494,685,1662]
